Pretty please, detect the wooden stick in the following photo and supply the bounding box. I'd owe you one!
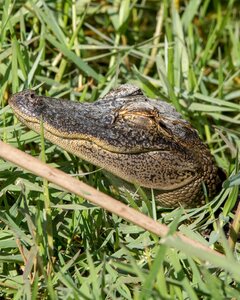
[0,140,223,258]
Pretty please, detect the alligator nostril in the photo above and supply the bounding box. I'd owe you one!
[30,92,35,99]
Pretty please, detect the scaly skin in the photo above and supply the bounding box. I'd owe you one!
[9,84,224,207]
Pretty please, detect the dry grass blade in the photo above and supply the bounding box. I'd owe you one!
[228,200,240,250]
[0,140,223,260]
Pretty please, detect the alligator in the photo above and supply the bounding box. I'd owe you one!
[9,84,225,207]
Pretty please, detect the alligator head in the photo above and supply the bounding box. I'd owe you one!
[9,84,225,207]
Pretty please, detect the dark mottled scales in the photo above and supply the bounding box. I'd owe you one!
[9,84,225,207]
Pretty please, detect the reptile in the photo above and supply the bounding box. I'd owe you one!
[9,84,225,207]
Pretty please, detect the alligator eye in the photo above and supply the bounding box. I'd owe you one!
[117,102,159,129]
[122,114,155,129]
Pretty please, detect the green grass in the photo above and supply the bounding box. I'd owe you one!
[0,0,240,299]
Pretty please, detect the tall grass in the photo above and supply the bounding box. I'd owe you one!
[0,0,239,298]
